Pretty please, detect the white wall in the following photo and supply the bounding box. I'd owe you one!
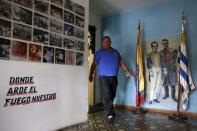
[89,11,102,104]
[0,0,89,131]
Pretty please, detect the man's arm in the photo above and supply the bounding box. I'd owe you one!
[120,59,131,77]
[89,61,97,82]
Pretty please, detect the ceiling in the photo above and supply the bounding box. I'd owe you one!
[89,0,168,17]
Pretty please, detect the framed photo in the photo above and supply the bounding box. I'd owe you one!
[33,28,49,45]
[13,0,33,9]
[34,0,49,15]
[75,40,84,51]
[75,16,84,28]
[10,40,27,61]
[43,46,54,63]
[28,43,42,62]
[76,52,83,65]
[13,23,32,41]
[74,3,85,17]
[34,13,49,30]
[0,38,10,60]
[50,5,63,20]
[65,50,75,65]
[63,38,75,50]
[51,0,63,8]
[50,33,62,47]
[64,24,74,37]
[55,48,65,64]
[0,19,11,38]
[50,18,63,34]
[13,5,32,25]
[64,10,74,24]
[74,27,84,40]
[0,1,12,19]
[64,0,74,11]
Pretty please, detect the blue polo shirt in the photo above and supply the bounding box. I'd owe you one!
[94,48,121,76]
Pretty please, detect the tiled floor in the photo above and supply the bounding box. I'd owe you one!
[60,109,197,131]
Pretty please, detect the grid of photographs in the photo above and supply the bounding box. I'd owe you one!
[0,0,85,66]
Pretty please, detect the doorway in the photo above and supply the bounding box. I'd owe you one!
[88,26,96,107]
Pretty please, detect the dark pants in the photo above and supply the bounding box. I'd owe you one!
[164,85,176,100]
[99,76,118,116]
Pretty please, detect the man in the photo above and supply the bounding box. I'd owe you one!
[147,41,162,104]
[89,36,130,120]
[160,39,178,102]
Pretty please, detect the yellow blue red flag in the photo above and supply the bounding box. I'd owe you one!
[135,22,145,107]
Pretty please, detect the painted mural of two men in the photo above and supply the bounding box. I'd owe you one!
[147,39,178,104]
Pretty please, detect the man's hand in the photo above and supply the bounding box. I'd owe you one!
[125,70,131,78]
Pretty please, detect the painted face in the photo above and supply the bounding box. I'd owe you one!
[152,43,158,52]
[102,38,111,49]
[162,41,168,48]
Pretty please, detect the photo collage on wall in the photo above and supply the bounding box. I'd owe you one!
[0,0,85,66]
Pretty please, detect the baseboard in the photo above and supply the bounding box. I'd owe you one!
[113,104,197,118]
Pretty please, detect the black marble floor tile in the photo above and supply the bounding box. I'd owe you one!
[59,110,197,131]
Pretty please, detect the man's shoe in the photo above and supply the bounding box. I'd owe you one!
[163,95,169,99]
[107,115,114,121]
[149,101,152,104]
[172,98,178,102]
[153,99,160,103]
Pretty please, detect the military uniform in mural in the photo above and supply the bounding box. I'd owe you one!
[160,39,178,102]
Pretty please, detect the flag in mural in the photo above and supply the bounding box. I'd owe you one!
[135,22,145,107]
[179,16,195,110]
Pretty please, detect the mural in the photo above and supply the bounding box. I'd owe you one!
[145,37,179,108]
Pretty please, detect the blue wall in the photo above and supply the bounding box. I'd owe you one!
[102,0,197,113]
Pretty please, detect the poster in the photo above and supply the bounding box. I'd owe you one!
[0,1,12,19]
[43,46,54,63]
[65,50,75,65]
[0,19,11,38]
[63,38,75,50]
[55,48,65,64]
[0,38,10,60]
[50,5,63,20]
[13,0,33,9]
[28,43,42,62]
[50,18,63,34]
[13,23,32,41]
[34,13,49,30]
[51,0,63,7]
[145,37,179,108]
[64,10,74,24]
[13,5,32,25]
[50,33,62,47]
[75,16,84,28]
[34,0,49,15]
[10,40,27,61]
[76,52,83,65]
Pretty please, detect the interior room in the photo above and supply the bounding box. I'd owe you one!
[0,0,197,131]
